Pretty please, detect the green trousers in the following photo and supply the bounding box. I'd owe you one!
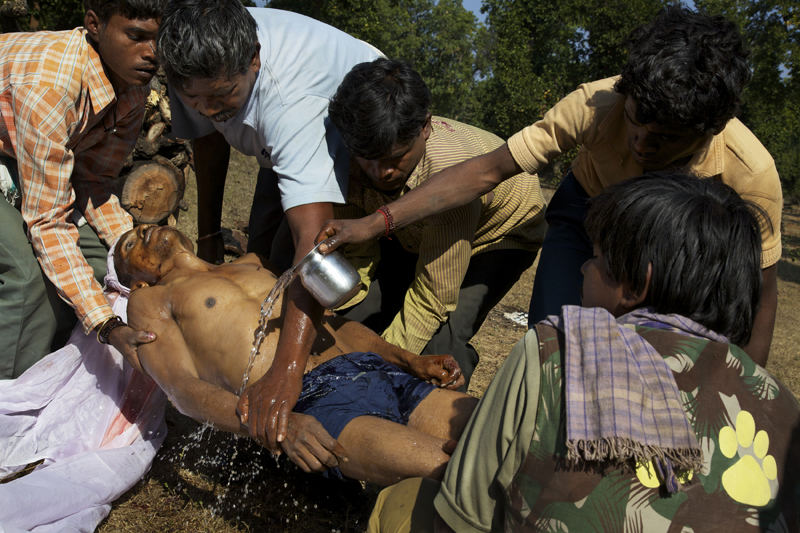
[0,197,108,379]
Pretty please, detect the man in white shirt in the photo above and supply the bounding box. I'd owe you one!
[156,0,381,454]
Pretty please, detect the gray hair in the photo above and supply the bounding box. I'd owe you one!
[156,0,259,89]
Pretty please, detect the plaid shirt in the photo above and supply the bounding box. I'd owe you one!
[0,28,146,333]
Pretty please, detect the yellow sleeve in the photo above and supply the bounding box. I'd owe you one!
[381,201,480,354]
[507,79,608,175]
[739,166,783,269]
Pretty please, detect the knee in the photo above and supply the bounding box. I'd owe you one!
[419,447,451,481]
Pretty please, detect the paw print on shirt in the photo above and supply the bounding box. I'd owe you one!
[719,410,778,506]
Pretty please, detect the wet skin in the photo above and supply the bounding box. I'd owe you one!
[115,225,333,388]
[116,226,475,482]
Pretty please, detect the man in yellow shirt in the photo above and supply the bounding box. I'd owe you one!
[328,58,546,388]
[317,5,782,366]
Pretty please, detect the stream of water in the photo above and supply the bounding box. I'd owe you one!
[236,265,298,396]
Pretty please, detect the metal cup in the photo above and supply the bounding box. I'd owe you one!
[295,242,362,309]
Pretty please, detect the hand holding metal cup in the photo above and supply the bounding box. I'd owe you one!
[295,242,361,309]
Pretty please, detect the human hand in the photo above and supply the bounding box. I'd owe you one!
[278,413,348,472]
[108,325,156,374]
[315,214,384,254]
[236,366,303,453]
[196,232,225,264]
[408,354,464,390]
[442,439,458,455]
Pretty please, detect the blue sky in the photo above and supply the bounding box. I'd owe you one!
[462,0,487,22]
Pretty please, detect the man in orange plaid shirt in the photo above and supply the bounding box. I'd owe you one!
[0,0,165,379]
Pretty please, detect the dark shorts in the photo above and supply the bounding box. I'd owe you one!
[295,352,436,441]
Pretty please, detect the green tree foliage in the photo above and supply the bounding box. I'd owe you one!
[17,0,798,200]
[475,0,665,139]
[26,0,255,31]
[697,0,798,201]
[267,0,480,121]
[28,0,85,31]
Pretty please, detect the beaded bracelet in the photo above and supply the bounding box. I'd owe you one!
[376,205,395,238]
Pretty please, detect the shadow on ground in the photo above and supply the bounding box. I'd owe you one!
[778,258,800,285]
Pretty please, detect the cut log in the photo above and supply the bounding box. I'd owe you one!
[116,69,192,225]
[158,95,172,125]
[144,108,162,127]
[134,136,160,158]
[146,122,166,142]
[120,161,184,224]
[170,150,189,168]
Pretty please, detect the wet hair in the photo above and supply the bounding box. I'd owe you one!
[615,4,751,134]
[584,173,767,345]
[83,0,166,23]
[328,58,432,160]
[156,0,258,89]
[113,240,133,290]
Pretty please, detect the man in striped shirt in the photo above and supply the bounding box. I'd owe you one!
[328,58,547,389]
[0,0,164,379]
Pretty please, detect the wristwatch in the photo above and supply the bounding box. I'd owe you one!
[97,316,126,345]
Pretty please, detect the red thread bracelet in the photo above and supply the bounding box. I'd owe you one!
[376,205,395,238]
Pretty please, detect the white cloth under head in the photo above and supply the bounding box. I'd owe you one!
[104,236,130,298]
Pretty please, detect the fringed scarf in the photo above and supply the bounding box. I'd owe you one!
[541,306,726,492]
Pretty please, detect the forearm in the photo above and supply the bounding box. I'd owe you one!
[192,131,231,236]
[742,264,777,367]
[327,316,419,371]
[377,145,522,231]
[171,379,249,435]
[275,280,324,377]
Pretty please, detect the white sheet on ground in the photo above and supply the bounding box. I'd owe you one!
[0,291,167,533]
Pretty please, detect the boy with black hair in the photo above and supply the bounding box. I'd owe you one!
[0,0,165,379]
[328,58,546,389]
[367,173,800,533]
[317,4,782,367]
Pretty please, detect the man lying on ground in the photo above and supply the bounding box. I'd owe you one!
[368,173,800,532]
[114,225,478,485]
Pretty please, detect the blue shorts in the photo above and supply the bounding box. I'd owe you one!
[295,352,436,440]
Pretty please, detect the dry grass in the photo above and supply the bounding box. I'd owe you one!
[93,150,800,532]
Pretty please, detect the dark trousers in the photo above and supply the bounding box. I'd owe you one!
[247,166,296,272]
[0,197,107,379]
[342,237,536,390]
[528,171,592,326]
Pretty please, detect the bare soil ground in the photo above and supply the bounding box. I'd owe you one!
[93,149,800,532]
